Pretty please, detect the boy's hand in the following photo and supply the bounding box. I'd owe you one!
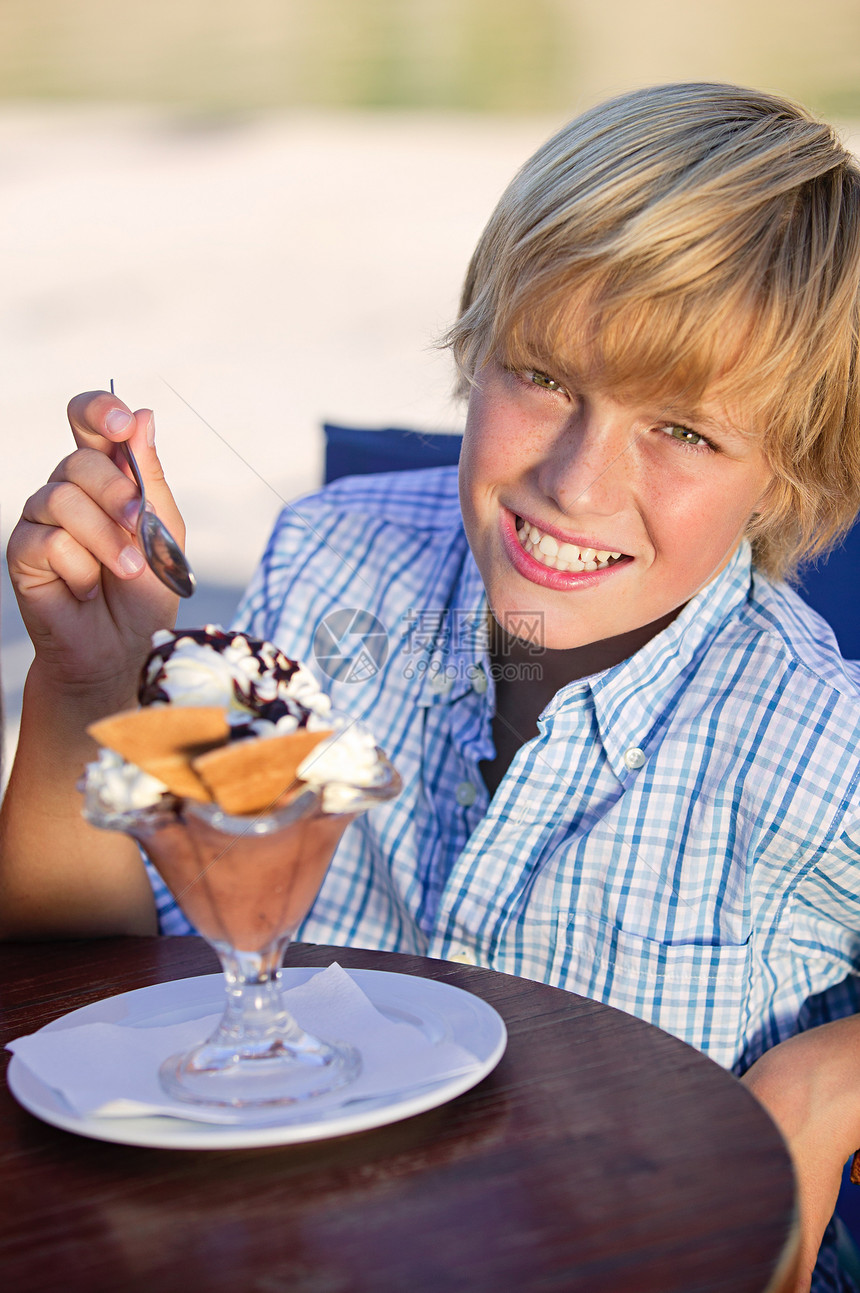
[7,390,184,712]
[741,1016,860,1293]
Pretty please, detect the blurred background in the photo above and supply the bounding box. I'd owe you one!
[2,0,860,764]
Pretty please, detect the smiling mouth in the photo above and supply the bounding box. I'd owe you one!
[515,516,627,573]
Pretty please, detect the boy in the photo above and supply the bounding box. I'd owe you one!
[3,84,860,1289]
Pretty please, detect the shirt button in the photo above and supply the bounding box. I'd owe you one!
[429,672,452,695]
[456,781,478,806]
[623,746,647,770]
[449,947,476,965]
[470,666,488,695]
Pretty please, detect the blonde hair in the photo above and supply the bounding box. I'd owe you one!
[447,83,860,581]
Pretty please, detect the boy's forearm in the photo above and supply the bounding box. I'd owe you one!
[0,666,157,937]
[741,1016,860,1292]
[774,1015,860,1160]
[741,1016,860,1198]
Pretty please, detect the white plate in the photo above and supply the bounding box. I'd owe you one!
[7,968,507,1150]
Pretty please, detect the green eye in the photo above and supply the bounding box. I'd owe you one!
[529,370,564,392]
[666,424,705,446]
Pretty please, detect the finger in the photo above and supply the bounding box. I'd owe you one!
[67,390,137,452]
[21,479,147,585]
[66,392,188,554]
[9,517,106,603]
[48,447,141,535]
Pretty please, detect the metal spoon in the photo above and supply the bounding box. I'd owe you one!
[111,381,196,598]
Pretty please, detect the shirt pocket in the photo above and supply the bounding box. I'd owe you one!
[548,909,752,1068]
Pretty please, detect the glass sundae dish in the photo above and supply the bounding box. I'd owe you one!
[82,627,400,1118]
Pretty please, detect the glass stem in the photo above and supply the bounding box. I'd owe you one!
[213,937,307,1049]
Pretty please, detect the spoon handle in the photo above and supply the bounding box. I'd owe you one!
[120,440,146,506]
[111,379,146,516]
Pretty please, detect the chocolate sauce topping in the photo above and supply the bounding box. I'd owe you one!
[139,627,307,729]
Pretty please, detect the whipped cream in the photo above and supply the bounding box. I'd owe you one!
[298,727,388,813]
[141,626,333,731]
[83,748,168,817]
[85,627,389,817]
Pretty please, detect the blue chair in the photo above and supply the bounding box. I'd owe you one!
[795,527,860,661]
[323,423,462,483]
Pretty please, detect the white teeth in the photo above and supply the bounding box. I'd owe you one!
[516,520,624,573]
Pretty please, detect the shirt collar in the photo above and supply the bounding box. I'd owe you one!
[413,532,754,749]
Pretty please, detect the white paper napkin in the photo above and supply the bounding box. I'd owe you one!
[7,963,483,1124]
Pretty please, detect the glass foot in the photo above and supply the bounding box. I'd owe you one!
[157,941,361,1117]
[159,1031,361,1114]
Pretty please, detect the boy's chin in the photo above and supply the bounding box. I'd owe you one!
[489,599,681,656]
[489,605,612,653]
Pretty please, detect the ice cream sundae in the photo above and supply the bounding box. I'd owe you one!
[81,628,400,1111]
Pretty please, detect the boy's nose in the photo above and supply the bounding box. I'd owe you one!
[536,419,634,518]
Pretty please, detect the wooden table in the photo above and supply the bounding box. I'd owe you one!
[0,937,798,1293]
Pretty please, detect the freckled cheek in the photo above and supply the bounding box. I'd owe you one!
[465,387,545,478]
[458,441,489,527]
[647,487,748,576]
[458,434,498,556]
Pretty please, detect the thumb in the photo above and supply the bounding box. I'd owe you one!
[123,409,186,547]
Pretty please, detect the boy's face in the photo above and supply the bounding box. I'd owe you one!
[459,358,773,653]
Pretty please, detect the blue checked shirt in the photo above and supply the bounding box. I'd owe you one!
[151,467,860,1074]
